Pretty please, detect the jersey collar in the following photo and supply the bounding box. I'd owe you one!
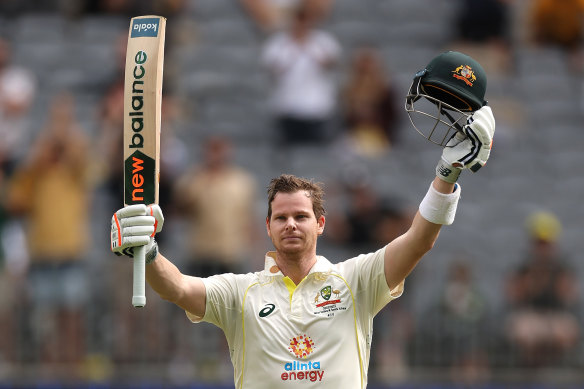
[262,251,334,279]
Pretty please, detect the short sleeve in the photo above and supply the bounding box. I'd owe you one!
[186,273,243,329]
[340,246,404,316]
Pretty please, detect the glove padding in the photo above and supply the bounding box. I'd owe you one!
[111,204,164,262]
[437,106,495,183]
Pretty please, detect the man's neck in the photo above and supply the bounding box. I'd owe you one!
[275,252,317,285]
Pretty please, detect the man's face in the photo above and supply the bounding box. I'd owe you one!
[266,191,325,257]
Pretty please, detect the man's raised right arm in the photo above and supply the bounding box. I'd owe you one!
[111,204,206,318]
[146,253,206,318]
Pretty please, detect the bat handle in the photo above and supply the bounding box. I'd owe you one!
[132,245,147,307]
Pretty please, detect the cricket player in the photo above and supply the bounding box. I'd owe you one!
[111,51,495,388]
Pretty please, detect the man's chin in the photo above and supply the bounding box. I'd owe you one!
[281,245,302,253]
[279,243,305,256]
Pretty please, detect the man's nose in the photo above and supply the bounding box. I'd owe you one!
[285,217,297,230]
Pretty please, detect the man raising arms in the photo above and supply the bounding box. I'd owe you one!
[111,51,495,388]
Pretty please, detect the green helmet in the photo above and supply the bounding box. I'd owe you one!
[405,51,488,146]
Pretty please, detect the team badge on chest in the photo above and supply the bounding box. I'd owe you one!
[313,285,346,316]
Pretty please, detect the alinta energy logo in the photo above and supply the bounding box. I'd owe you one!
[281,334,324,382]
[288,334,314,359]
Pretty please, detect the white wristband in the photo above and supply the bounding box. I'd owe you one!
[419,182,461,225]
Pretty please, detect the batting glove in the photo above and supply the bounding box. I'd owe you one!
[111,204,164,264]
[436,106,495,183]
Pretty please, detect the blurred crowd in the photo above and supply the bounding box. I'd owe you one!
[0,0,583,386]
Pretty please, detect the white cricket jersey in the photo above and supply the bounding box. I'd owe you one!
[187,246,403,388]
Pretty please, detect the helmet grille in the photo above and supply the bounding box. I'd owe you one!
[405,90,470,146]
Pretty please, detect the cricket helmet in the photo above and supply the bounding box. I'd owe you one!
[405,51,487,146]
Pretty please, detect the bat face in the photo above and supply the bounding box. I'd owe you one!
[123,16,166,206]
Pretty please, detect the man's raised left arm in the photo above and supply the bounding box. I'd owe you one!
[383,106,495,290]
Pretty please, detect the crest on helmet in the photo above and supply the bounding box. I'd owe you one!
[452,65,477,87]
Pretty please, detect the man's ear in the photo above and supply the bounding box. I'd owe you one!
[266,217,271,238]
[317,215,325,235]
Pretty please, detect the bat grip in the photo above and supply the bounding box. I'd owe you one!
[132,245,146,307]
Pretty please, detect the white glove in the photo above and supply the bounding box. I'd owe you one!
[111,204,164,263]
[436,106,495,183]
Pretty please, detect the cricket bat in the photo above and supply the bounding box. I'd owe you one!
[123,15,166,308]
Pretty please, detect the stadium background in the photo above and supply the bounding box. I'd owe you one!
[0,0,583,387]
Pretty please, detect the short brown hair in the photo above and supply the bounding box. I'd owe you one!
[267,174,326,220]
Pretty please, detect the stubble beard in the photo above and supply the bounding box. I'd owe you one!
[272,235,318,263]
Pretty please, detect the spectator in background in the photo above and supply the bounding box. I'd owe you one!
[455,0,510,45]
[0,37,37,177]
[416,258,490,382]
[505,211,580,368]
[326,179,410,258]
[174,136,259,277]
[0,37,34,360]
[340,47,401,157]
[0,169,28,366]
[528,0,584,70]
[95,35,126,202]
[451,0,512,74]
[325,182,382,256]
[81,0,141,16]
[261,3,341,146]
[240,0,333,34]
[6,92,91,366]
[0,37,34,368]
